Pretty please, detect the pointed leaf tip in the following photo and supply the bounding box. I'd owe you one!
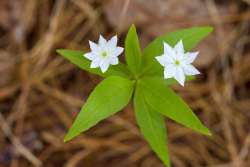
[56,49,131,78]
[125,24,142,75]
[142,26,214,76]
[63,138,68,143]
[63,134,71,143]
[202,127,212,136]
[64,76,134,141]
[140,77,212,137]
[56,49,64,54]
[206,26,214,32]
[134,85,170,167]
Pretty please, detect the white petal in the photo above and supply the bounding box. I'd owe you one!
[89,41,99,52]
[107,35,117,48]
[174,40,184,54]
[98,35,107,47]
[84,52,94,60]
[155,55,165,66]
[184,52,199,64]
[155,55,174,66]
[113,47,124,57]
[163,42,175,58]
[99,61,110,72]
[164,64,176,79]
[183,64,200,76]
[90,58,101,68]
[109,57,119,65]
[175,67,185,86]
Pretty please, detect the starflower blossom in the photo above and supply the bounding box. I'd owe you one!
[84,35,124,73]
[156,40,200,86]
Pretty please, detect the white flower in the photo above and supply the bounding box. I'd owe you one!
[155,40,200,86]
[84,35,124,73]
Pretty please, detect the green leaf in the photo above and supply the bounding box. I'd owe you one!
[64,76,134,142]
[142,26,213,75]
[134,84,170,167]
[148,76,195,86]
[56,49,131,78]
[140,77,211,136]
[125,24,142,76]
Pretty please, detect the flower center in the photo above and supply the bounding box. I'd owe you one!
[175,60,180,66]
[101,51,108,57]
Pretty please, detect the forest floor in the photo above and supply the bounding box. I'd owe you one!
[0,0,250,167]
